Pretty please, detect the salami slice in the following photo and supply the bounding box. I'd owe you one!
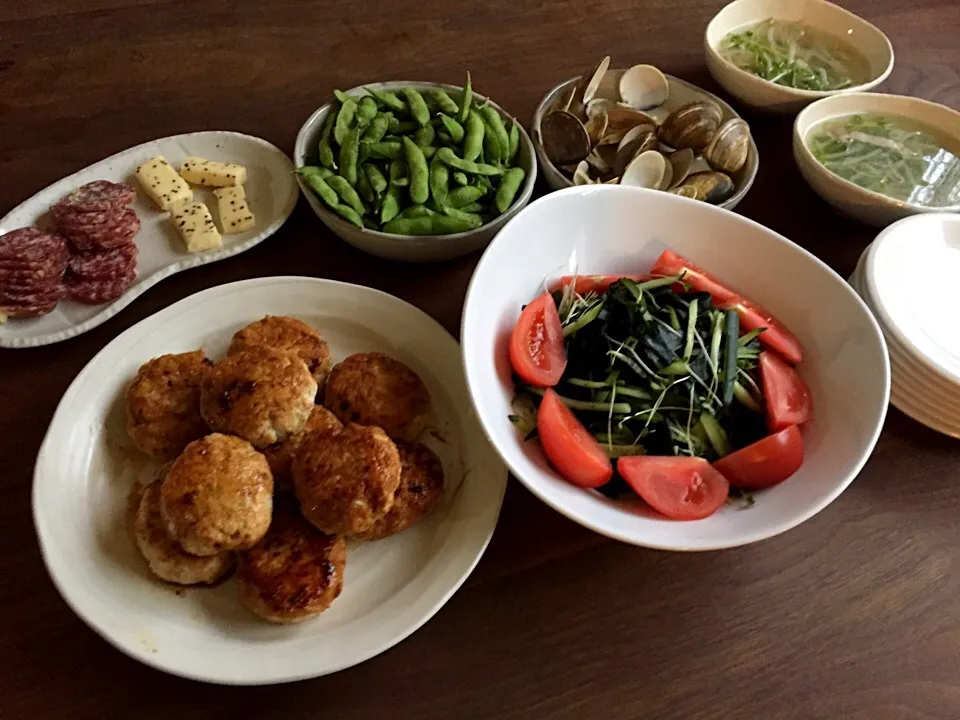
[0,299,60,319]
[68,243,138,280]
[0,229,69,263]
[63,209,140,252]
[0,254,68,278]
[66,267,137,305]
[54,205,126,231]
[0,283,66,307]
[52,180,136,214]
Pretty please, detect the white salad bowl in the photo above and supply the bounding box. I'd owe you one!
[794,93,960,227]
[704,0,894,114]
[461,185,890,551]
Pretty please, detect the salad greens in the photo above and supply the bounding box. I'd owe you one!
[808,113,960,208]
[719,18,869,92]
[511,276,768,484]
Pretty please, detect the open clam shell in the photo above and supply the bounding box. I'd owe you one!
[614,129,658,177]
[621,150,667,190]
[549,84,578,115]
[684,171,735,204]
[703,118,751,174]
[600,108,659,145]
[667,148,696,189]
[541,110,591,166]
[572,160,594,185]
[585,145,617,175]
[584,111,609,148]
[617,124,656,153]
[658,101,723,154]
[586,98,618,119]
[580,56,611,105]
[619,64,669,110]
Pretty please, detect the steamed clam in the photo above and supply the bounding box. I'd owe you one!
[538,56,753,206]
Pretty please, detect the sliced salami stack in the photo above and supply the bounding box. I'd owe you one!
[0,229,69,318]
[52,180,141,305]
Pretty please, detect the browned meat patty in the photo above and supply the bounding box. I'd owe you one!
[229,315,332,391]
[160,433,273,556]
[200,345,318,448]
[261,406,343,491]
[237,502,346,623]
[292,423,401,536]
[324,352,431,440]
[126,350,211,460]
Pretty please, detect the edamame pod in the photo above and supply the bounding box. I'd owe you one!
[365,164,388,194]
[458,201,486,213]
[380,185,403,224]
[333,203,364,228]
[458,71,473,124]
[436,147,504,176]
[355,164,375,203]
[508,120,520,163]
[437,130,453,146]
[325,175,366,215]
[422,146,437,159]
[334,98,358,146]
[462,111,485,163]
[452,171,469,186]
[389,159,407,182]
[429,155,449,207]
[387,114,401,132]
[439,114,465,144]
[481,117,503,165]
[479,105,510,161]
[441,205,483,225]
[382,213,481,236]
[333,89,353,104]
[398,205,437,219]
[402,136,429,204]
[362,113,390,143]
[318,112,337,170]
[366,87,407,112]
[446,185,485,208]
[338,128,361,186]
[495,167,526,214]
[402,88,431,127]
[297,167,339,209]
[431,89,460,115]
[395,120,419,133]
[356,96,379,126]
[415,123,435,148]
[366,141,403,160]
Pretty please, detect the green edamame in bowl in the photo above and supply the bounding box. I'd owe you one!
[294,78,537,263]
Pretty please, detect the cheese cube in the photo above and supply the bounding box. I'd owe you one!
[136,155,193,210]
[179,157,247,187]
[170,201,222,253]
[213,185,256,234]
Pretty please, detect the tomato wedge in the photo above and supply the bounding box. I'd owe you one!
[713,426,804,489]
[721,298,804,365]
[537,389,613,488]
[617,456,730,520]
[759,351,813,432]
[550,274,651,295]
[650,249,740,305]
[509,293,567,387]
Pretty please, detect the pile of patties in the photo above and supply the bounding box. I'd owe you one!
[124,315,444,624]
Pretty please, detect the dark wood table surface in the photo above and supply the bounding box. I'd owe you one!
[2,0,960,717]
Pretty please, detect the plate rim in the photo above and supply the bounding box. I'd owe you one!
[32,275,508,684]
[0,131,298,350]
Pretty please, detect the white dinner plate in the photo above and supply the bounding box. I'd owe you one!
[1,132,298,349]
[866,213,960,384]
[890,380,960,438]
[33,277,507,685]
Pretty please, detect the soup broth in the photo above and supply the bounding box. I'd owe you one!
[719,18,872,92]
[807,113,960,208]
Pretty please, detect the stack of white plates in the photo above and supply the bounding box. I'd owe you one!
[848,213,960,438]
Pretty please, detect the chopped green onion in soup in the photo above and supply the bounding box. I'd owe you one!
[719,18,871,92]
[807,113,960,208]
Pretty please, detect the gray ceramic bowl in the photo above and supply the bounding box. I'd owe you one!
[531,71,759,211]
[294,81,537,263]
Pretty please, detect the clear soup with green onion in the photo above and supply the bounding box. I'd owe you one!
[807,113,960,208]
[719,18,872,92]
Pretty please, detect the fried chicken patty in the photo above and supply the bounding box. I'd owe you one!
[229,315,332,390]
[323,352,431,440]
[200,345,318,448]
[126,350,211,460]
[160,433,273,556]
[237,502,346,623]
[261,406,343,489]
[133,478,234,585]
[292,423,401,536]
[353,442,445,541]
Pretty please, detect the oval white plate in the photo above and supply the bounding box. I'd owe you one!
[0,132,298,349]
[33,277,507,685]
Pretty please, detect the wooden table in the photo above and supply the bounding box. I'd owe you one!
[2,1,959,717]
